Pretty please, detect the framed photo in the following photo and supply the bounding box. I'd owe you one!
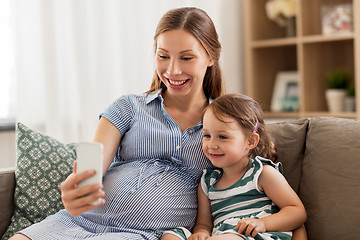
[322,3,353,35]
[270,71,299,112]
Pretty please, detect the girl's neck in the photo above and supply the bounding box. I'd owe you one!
[216,158,250,189]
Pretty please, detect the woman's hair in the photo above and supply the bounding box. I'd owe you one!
[205,94,278,161]
[147,7,223,99]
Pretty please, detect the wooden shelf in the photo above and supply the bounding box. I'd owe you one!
[244,0,360,120]
[264,111,356,119]
[251,38,297,48]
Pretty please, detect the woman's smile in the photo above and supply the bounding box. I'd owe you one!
[167,78,189,86]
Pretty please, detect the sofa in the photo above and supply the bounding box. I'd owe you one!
[1,117,360,240]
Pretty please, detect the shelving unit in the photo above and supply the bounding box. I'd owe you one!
[243,0,360,119]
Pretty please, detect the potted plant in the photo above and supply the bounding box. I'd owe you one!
[345,83,355,112]
[325,68,350,112]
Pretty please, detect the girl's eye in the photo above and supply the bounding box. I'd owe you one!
[203,134,211,139]
[219,135,227,140]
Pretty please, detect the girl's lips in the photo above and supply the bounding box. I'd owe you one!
[209,153,224,158]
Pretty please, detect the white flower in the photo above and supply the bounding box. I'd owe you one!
[266,0,297,27]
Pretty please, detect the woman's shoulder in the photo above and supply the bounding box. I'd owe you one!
[108,91,160,108]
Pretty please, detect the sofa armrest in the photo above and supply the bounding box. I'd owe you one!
[0,168,15,238]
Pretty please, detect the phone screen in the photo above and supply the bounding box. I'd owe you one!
[76,142,103,205]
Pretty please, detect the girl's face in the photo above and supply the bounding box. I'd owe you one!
[155,29,213,98]
[202,109,254,170]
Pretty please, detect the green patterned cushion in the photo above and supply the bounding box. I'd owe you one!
[3,122,76,239]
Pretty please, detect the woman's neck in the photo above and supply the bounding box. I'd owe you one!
[161,91,208,132]
[162,90,208,112]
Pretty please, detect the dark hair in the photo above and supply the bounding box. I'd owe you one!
[147,7,223,99]
[205,94,277,161]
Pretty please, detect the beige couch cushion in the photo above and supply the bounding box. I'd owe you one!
[0,170,15,238]
[268,118,308,193]
[300,117,360,240]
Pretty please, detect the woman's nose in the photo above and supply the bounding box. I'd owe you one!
[167,59,181,75]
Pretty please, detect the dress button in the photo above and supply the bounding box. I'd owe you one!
[189,130,193,134]
[176,145,181,150]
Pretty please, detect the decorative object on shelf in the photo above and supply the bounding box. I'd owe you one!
[325,68,350,112]
[345,83,355,112]
[265,0,297,37]
[322,3,353,35]
[270,71,299,112]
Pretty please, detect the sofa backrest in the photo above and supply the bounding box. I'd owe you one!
[268,118,308,193]
[0,169,15,238]
[268,117,360,240]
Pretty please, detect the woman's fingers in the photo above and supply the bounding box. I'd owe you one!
[61,170,96,190]
[65,191,105,216]
[60,170,105,216]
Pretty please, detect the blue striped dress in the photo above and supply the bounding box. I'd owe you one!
[166,157,292,240]
[19,90,212,239]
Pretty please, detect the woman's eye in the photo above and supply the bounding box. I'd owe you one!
[158,55,169,59]
[181,57,193,61]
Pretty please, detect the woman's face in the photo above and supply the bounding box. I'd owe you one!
[155,29,213,98]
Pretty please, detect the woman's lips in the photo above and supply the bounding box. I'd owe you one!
[167,78,189,86]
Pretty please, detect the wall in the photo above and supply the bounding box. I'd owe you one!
[0,130,16,169]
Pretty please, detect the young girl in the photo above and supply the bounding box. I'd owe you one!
[162,94,307,240]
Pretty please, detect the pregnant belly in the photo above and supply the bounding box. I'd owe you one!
[88,160,199,230]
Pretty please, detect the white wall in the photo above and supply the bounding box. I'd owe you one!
[0,131,16,169]
[1,1,245,169]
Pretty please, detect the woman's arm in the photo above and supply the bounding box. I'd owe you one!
[93,117,122,175]
[60,117,122,216]
[188,185,213,240]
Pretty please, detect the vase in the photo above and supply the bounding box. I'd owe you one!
[286,17,296,37]
[325,89,346,112]
[345,96,356,112]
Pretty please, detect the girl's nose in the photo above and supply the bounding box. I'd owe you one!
[208,139,218,149]
[167,59,181,75]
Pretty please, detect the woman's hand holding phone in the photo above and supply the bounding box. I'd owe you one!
[60,143,105,216]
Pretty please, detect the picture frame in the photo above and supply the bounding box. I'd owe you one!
[321,3,353,35]
[270,71,299,112]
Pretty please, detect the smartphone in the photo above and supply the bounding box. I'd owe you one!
[76,142,103,205]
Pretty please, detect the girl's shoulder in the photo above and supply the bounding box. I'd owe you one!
[200,167,221,193]
[254,156,283,174]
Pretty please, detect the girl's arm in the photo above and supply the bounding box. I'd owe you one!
[61,117,121,216]
[236,165,306,237]
[292,225,308,240]
[188,185,213,240]
[258,165,306,231]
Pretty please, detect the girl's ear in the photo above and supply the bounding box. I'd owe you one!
[247,133,260,150]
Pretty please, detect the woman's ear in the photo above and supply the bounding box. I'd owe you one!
[247,133,260,150]
[208,58,215,67]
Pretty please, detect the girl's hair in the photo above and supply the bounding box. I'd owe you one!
[205,94,278,161]
[147,7,223,99]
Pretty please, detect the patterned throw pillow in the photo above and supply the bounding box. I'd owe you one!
[3,122,76,239]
